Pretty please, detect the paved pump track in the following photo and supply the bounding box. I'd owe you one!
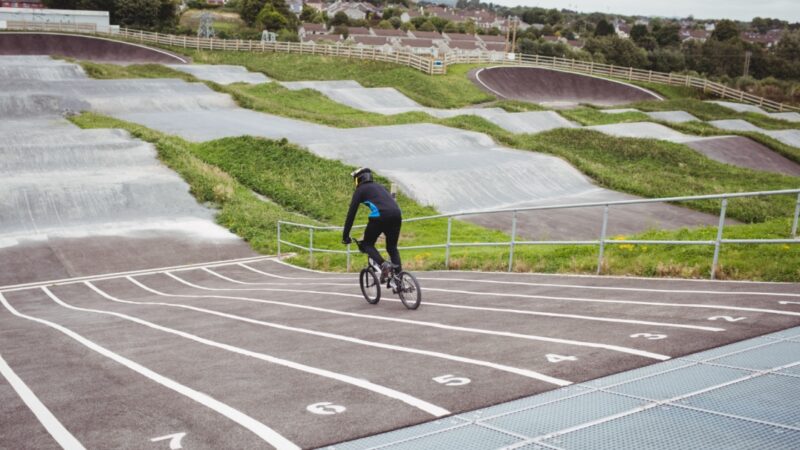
[470,66,662,107]
[0,33,188,64]
[1,257,799,448]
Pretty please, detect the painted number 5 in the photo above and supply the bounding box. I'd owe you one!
[630,333,667,340]
[433,374,471,386]
[709,316,746,322]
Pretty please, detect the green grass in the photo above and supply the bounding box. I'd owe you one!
[79,62,196,81]
[175,51,494,108]
[70,61,800,280]
[625,98,800,131]
[559,108,651,125]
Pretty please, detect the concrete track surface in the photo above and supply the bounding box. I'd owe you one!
[470,66,662,107]
[709,101,800,122]
[0,57,253,286]
[2,56,720,239]
[1,257,799,449]
[0,32,188,64]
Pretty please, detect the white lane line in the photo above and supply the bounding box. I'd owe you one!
[238,263,352,280]
[156,273,670,361]
[90,281,569,387]
[205,269,724,332]
[418,287,800,318]
[0,255,277,293]
[418,277,800,298]
[205,268,352,287]
[0,350,86,450]
[43,287,449,418]
[0,293,299,450]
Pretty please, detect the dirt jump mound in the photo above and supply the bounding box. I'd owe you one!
[0,33,188,64]
[471,66,662,107]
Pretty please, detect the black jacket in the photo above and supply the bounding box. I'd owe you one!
[342,181,401,239]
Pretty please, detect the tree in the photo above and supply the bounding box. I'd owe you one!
[114,0,177,30]
[400,21,415,32]
[421,21,439,32]
[712,19,740,41]
[630,24,648,42]
[300,4,317,22]
[654,24,680,48]
[389,17,402,29]
[377,19,393,29]
[256,5,288,31]
[240,0,267,27]
[595,19,614,37]
[330,11,350,27]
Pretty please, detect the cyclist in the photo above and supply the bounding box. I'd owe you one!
[342,168,402,281]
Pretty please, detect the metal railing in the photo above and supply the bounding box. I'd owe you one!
[278,189,800,279]
[3,21,797,112]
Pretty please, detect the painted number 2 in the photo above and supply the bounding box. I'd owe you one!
[546,354,577,363]
[708,316,746,322]
[433,374,471,386]
[630,333,668,340]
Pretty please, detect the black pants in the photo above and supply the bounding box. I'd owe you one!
[362,215,402,269]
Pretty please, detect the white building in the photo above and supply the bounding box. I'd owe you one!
[0,7,117,33]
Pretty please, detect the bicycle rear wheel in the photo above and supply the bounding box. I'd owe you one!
[397,271,421,310]
[359,268,381,304]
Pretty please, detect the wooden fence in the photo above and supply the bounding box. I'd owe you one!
[3,21,797,112]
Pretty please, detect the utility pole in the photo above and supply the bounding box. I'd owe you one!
[504,16,511,53]
[511,16,518,54]
[743,50,752,78]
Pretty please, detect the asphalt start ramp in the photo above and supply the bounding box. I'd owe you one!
[470,66,662,108]
[0,32,188,64]
[1,257,798,448]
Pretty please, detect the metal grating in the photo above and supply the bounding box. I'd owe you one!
[457,386,594,422]
[709,341,800,371]
[762,327,800,341]
[366,424,522,450]
[579,359,695,389]
[540,405,800,450]
[328,418,467,450]
[777,365,800,378]
[482,391,643,438]
[683,373,800,428]
[607,363,750,401]
[678,337,777,362]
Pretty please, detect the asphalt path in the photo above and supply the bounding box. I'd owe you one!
[2,257,799,449]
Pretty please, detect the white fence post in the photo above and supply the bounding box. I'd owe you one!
[508,211,517,272]
[596,205,609,275]
[711,199,728,280]
[445,217,452,269]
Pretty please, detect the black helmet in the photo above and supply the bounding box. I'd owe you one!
[351,167,373,186]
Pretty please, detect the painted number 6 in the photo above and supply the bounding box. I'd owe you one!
[433,374,471,386]
[630,333,668,340]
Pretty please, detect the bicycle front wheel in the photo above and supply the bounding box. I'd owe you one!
[397,271,421,310]
[359,268,381,304]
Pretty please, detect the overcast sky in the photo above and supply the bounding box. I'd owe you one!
[488,1,800,22]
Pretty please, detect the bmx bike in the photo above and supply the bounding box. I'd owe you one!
[350,238,422,310]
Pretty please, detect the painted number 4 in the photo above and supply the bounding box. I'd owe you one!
[630,333,668,340]
[546,354,577,363]
[433,374,471,386]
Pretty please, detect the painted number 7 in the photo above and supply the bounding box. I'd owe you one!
[433,374,471,386]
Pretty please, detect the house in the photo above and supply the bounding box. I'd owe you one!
[286,0,302,15]
[444,32,479,42]
[326,1,377,21]
[444,39,483,55]
[351,35,394,52]
[478,34,506,44]
[482,42,507,53]
[741,30,782,48]
[306,2,324,12]
[679,28,710,43]
[409,30,443,40]
[1,0,44,7]
[206,0,225,5]
[301,33,343,44]
[299,23,328,38]
[346,26,371,36]
[615,21,631,39]
[371,27,406,37]
[398,38,438,55]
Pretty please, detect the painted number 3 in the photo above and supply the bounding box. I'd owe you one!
[630,333,668,340]
[433,374,471,386]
